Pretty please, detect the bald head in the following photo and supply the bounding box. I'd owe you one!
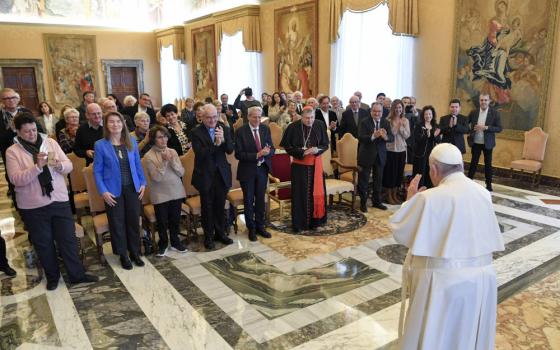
[86,103,102,127]
[201,104,218,129]
[102,99,117,113]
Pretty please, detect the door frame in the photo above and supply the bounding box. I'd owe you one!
[0,59,46,102]
[101,59,144,96]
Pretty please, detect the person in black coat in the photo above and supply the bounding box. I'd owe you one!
[121,93,157,126]
[412,105,442,188]
[467,94,502,191]
[315,96,338,151]
[235,106,275,241]
[339,96,369,138]
[357,102,394,212]
[190,104,234,250]
[439,98,469,154]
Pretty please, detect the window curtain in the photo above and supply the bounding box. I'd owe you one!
[329,4,414,105]
[160,45,190,104]
[217,31,263,103]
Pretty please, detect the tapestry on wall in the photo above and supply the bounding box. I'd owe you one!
[191,25,217,101]
[274,1,318,98]
[452,0,558,139]
[43,34,98,109]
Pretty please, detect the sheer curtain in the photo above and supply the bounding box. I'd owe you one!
[330,3,414,105]
[160,45,190,104]
[217,31,263,101]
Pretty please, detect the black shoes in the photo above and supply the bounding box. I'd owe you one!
[216,235,233,245]
[71,274,99,284]
[204,241,216,250]
[130,255,145,267]
[46,279,58,291]
[360,203,368,213]
[372,203,388,210]
[0,265,16,277]
[170,242,188,253]
[257,228,271,238]
[120,255,133,270]
[248,228,257,242]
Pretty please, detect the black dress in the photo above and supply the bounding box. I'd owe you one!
[412,124,441,188]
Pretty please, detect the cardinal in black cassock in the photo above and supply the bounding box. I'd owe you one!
[280,107,329,232]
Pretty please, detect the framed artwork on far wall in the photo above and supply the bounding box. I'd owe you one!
[274,0,318,98]
[43,34,98,110]
[451,0,558,139]
[191,25,217,101]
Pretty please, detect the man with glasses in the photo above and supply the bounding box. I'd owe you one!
[74,103,103,166]
[339,95,369,138]
[0,88,34,205]
[122,93,156,126]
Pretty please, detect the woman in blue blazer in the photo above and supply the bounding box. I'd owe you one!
[94,111,146,270]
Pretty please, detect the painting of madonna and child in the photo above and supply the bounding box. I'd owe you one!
[453,0,557,136]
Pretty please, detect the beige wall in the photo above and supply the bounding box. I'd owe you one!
[414,0,560,179]
[0,23,161,107]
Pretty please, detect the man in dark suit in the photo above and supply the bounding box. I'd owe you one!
[74,103,103,166]
[220,93,238,125]
[440,98,469,154]
[357,102,394,212]
[315,96,338,151]
[191,104,234,249]
[467,94,502,191]
[76,91,95,123]
[376,93,390,118]
[339,95,369,138]
[122,93,157,126]
[235,106,275,241]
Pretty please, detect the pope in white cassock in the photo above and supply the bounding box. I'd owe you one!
[389,143,505,350]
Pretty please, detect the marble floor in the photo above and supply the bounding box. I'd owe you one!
[0,168,559,349]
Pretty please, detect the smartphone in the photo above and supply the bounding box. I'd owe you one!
[47,152,56,167]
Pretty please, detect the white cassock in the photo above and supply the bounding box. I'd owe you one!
[389,172,505,350]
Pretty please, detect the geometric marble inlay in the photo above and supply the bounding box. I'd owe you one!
[202,251,387,319]
[268,204,368,236]
[376,244,408,265]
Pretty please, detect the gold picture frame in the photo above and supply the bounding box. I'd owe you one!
[191,25,218,101]
[274,1,318,98]
[450,0,558,140]
[43,34,99,110]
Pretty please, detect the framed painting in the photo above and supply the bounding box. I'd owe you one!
[274,1,318,98]
[451,0,558,139]
[43,34,98,110]
[191,25,217,101]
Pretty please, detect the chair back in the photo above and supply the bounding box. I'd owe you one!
[322,135,334,177]
[140,159,152,205]
[233,118,244,131]
[82,165,106,213]
[68,152,87,192]
[180,149,199,196]
[269,122,283,149]
[271,153,291,200]
[523,127,548,161]
[336,133,358,170]
[227,151,241,189]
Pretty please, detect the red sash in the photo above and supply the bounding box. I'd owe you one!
[292,154,325,218]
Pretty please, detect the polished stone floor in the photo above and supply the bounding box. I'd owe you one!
[1,168,559,349]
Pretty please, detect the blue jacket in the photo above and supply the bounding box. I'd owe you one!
[93,138,146,197]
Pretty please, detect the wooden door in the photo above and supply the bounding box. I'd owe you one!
[2,67,40,114]
[110,67,138,104]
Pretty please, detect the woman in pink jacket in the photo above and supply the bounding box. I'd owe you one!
[6,113,97,291]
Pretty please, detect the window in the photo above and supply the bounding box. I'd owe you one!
[217,31,263,103]
[330,3,414,105]
[160,45,189,105]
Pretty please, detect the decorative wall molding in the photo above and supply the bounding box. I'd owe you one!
[101,59,145,95]
[0,59,47,103]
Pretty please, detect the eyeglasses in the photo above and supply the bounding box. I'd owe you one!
[155,135,168,139]
[2,96,18,101]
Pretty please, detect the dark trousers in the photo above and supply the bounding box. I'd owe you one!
[105,184,141,256]
[19,201,85,283]
[240,166,268,230]
[154,198,183,249]
[358,160,384,205]
[0,235,8,268]
[200,171,228,243]
[468,143,493,187]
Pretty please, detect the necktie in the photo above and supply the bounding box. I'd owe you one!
[209,128,215,142]
[254,128,263,162]
[452,116,456,127]
[375,120,379,131]
[353,111,358,126]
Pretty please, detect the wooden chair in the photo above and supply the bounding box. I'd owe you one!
[510,127,549,186]
[226,152,243,234]
[67,153,88,225]
[267,153,292,220]
[323,137,356,210]
[141,159,158,249]
[330,133,359,209]
[82,166,109,265]
[269,122,283,150]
